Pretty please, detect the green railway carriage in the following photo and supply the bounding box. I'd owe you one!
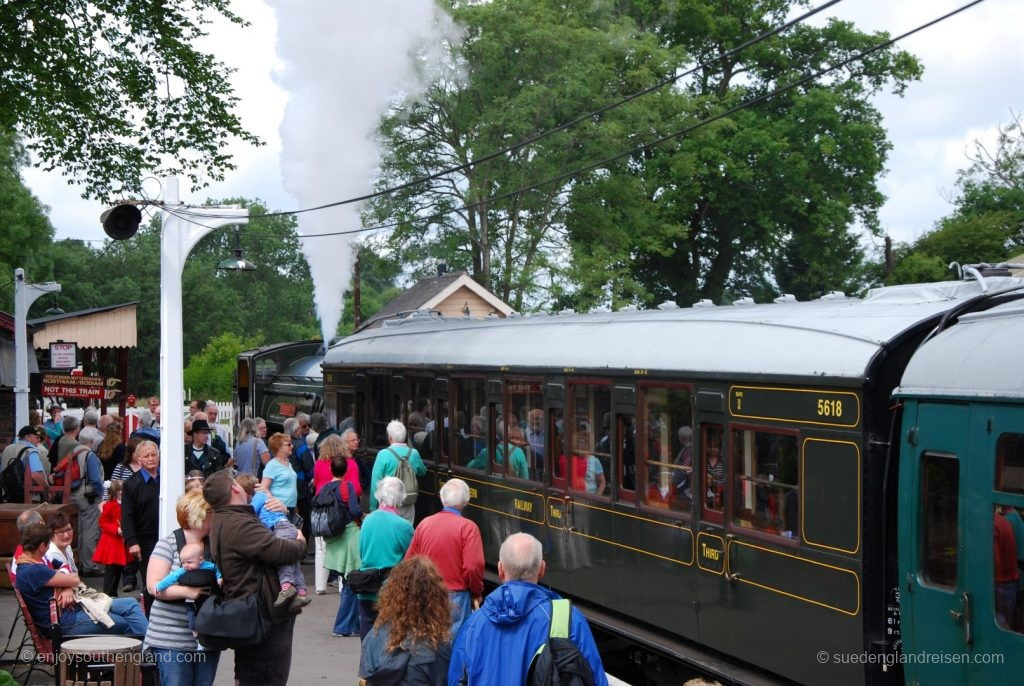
[298,276,1024,685]
[894,292,1024,685]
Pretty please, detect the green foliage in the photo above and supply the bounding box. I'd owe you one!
[367,0,684,310]
[0,1,260,200]
[888,112,1024,284]
[184,332,259,400]
[0,132,54,310]
[339,248,403,335]
[566,3,921,307]
[369,0,921,309]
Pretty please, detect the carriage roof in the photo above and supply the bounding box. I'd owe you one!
[324,278,1024,382]
[895,296,1024,400]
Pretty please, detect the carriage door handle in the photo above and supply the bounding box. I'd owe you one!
[724,533,742,582]
[949,592,972,646]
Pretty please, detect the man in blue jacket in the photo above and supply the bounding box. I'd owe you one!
[448,532,608,686]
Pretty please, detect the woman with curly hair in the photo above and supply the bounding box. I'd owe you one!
[358,555,452,685]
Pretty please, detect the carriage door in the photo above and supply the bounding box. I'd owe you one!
[694,389,731,649]
[900,402,969,685]
[965,406,1024,682]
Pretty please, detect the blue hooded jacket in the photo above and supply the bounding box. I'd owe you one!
[447,580,607,686]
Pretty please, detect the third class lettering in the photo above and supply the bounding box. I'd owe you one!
[701,542,721,561]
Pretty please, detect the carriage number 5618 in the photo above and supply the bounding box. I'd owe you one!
[817,398,843,417]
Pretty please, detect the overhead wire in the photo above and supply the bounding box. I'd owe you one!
[223,0,987,241]
[170,0,848,223]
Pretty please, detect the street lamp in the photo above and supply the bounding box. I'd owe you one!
[157,178,248,536]
[13,269,61,431]
[216,228,256,271]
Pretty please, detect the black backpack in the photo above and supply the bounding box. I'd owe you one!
[310,481,355,538]
[526,599,596,686]
[0,447,30,503]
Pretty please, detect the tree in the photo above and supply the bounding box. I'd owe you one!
[0,132,54,311]
[565,1,921,307]
[184,332,259,400]
[888,112,1024,284]
[366,0,683,310]
[0,1,260,199]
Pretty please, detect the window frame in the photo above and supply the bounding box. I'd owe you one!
[564,378,613,499]
[638,381,694,518]
[728,421,801,546]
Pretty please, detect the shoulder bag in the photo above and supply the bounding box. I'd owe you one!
[195,524,272,650]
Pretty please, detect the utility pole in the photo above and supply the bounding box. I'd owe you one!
[13,269,60,430]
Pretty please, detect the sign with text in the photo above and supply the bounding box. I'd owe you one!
[49,342,77,370]
[39,374,121,400]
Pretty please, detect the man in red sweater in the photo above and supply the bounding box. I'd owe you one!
[406,478,484,636]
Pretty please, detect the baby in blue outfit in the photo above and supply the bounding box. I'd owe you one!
[155,541,221,634]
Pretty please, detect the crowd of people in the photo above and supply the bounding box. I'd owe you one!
[5,403,613,685]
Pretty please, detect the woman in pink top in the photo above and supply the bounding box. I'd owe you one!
[312,432,363,593]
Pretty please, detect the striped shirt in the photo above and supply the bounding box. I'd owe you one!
[143,534,205,652]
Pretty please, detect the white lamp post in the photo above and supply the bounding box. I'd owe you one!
[158,178,248,537]
[13,268,61,431]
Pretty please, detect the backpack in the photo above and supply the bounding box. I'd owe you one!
[389,448,418,507]
[52,445,91,493]
[0,447,30,503]
[310,481,354,538]
[526,599,596,686]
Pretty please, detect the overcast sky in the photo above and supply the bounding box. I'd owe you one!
[26,0,1024,255]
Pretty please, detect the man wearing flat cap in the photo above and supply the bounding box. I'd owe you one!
[183,418,228,478]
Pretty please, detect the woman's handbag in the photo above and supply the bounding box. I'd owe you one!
[346,567,391,594]
[194,590,271,650]
[194,526,272,650]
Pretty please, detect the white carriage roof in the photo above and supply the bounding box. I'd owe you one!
[324,278,1024,381]
[895,298,1024,400]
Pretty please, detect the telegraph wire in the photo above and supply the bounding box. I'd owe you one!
[218,0,985,241]
[171,0,847,222]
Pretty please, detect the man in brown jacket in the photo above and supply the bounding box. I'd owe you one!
[203,470,307,686]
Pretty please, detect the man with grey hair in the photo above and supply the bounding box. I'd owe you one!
[405,478,483,635]
[9,509,45,575]
[54,414,104,575]
[78,410,103,451]
[205,401,232,457]
[369,420,426,524]
[449,532,608,685]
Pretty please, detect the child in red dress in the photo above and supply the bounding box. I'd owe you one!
[93,480,129,596]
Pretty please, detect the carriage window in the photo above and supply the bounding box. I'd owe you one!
[994,503,1024,632]
[619,414,637,493]
[504,380,542,481]
[642,386,693,513]
[406,377,433,461]
[336,391,356,435]
[560,384,611,496]
[367,374,390,449]
[996,433,1024,494]
[702,424,725,522]
[920,453,959,588]
[452,378,487,469]
[731,427,798,537]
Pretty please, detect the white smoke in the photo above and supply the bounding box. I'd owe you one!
[268,0,461,344]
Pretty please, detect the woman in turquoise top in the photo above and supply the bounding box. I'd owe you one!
[356,476,414,640]
[261,433,298,508]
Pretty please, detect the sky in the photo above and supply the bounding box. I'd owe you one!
[25,0,1024,255]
